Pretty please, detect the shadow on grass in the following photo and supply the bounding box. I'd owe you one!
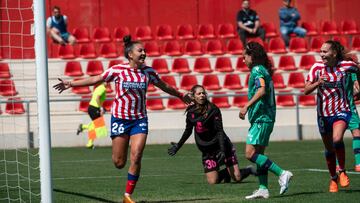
[53,188,117,203]
[138,198,212,203]
[272,191,323,198]
[344,189,360,193]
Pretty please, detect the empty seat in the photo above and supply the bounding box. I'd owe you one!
[278,55,297,71]
[72,78,91,94]
[320,21,338,35]
[108,59,123,68]
[211,92,230,108]
[301,22,318,36]
[135,25,153,41]
[163,40,183,56]
[0,63,11,78]
[299,94,316,106]
[64,61,84,77]
[99,43,118,58]
[262,22,278,38]
[72,27,90,43]
[152,58,170,74]
[272,73,286,89]
[155,24,174,40]
[5,97,25,114]
[86,60,104,76]
[217,23,236,39]
[58,44,76,59]
[92,27,111,43]
[236,57,249,72]
[78,95,91,112]
[114,26,130,42]
[0,79,17,96]
[197,24,216,39]
[289,37,308,53]
[340,20,359,35]
[351,36,360,51]
[79,43,97,59]
[247,37,265,47]
[288,72,305,88]
[167,98,186,109]
[244,73,250,88]
[144,41,161,57]
[204,39,224,55]
[180,75,198,90]
[226,39,243,55]
[215,57,234,72]
[202,74,221,90]
[160,75,177,89]
[147,83,156,92]
[184,40,203,56]
[268,37,287,54]
[102,95,114,111]
[172,58,191,73]
[276,91,295,107]
[310,36,326,52]
[194,57,212,73]
[233,91,248,108]
[333,36,349,49]
[223,74,243,90]
[299,55,316,70]
[146,94,165,110]
[176,24,195,40]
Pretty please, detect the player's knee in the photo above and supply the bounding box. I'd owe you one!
[112,157,126,169]
[130,151,143,165]
[207,177,218,185]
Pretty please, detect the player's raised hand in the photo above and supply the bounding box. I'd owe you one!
[53,78,71,94]
[181,92,194,105]
[168,142,179,156]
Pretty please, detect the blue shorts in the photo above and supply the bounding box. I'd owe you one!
[110,116,148,138]
[60,32,70,42]
[317,111,351,136]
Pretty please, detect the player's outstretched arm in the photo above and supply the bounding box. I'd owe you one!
[53,75,103,94]
[154,80,193,105]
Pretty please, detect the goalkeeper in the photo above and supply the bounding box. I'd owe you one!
[168,85,255,184]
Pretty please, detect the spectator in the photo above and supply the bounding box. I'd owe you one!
[46,6,76,45]
[279,0,306,46]
[236,0,265,46]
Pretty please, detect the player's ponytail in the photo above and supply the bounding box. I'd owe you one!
[123,35,140,59]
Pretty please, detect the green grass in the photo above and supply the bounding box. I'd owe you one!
[1,139,360,202]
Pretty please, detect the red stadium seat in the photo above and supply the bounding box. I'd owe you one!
[202,74,221,90]
[215,57,234,72]
[197,24,216,39]
[152,58,170,74]
[194,57,212,73]
[244,73,250,88]
[102,95,114,111]
[58,44,76,59]
[161,75,177,89]
[277,91,295,107]
[223,73,243,90]
[79,43,97,59]
[163,40,183,56]
[278,55,297,71]
[93,27,111,43]
[320,21,339,35]
[176,24,195,40]
[247,37,265,47]
[299,94,316,106]
[184,40,203,56]
[352,36,360,51]
[72,78,91,94]
[0,79,18,96]
[108,59,123,68]
[99,43,118,58]
[78,95,91,112]
[0,63,11,78]
[146,94,165,110]
[64,61,84,77]
[289,37,308,53]
[346,53,359,63]
[167,98,186,110]
[204,39,224,55]
[217,23,236,39]
[233,91,248,108]
[86,60,104,76]
[155,24,174,40]
[211,92,231,108]
[268,37,287,54]
[72,27,90,43]
[180,75,198,91]
[288,72,305,88]
[333,36,349,49]
[310,36,327,52]
[340,20,359,35]
[272,73,286,89]
[236,57,249,72]
[226,39,243,55]
[299,55,316,70]
[262,22,278,38]
[135,25,153,41]
[172,58,191,73]
[144,41,161,57]
[148,83,156,92]
[5,97,25,114]
[114,26,130,42]
[301,22,318,36]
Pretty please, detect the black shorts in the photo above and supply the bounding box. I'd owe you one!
[201,145,238,173]
[88,105,101,120]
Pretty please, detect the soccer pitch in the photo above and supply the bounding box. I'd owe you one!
[2,139,360,202]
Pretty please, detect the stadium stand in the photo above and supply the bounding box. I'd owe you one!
[272,72,286,89]
[320,20,339,35]
[340,19,359,35]
[276,91,296,107]
[268,37,287,54]
[180,74,198,90]
[144,41,162,57]
[211,92,231,108]
[352,36,360,51]
[146,93,165,110]
[135,25,153,41]
[301,22,318,36]
[79,43,97,59]
[299,55,316,70]
[86,60,104,76]
[232,91,248,108]
[289,37,308,53]
[278,55,297,71]
[58,44,76,59]
[176,24,196,40]
[99,43,118,58]
[288,72,306,88]
[167,98,186,110]
[184,40,203,56]
[113,26,130,42]
[262,22,278,38]
[5,97,25,114]
[204,39,225,55]
[202,74,221,90]
[0,79,18,96]
[215,57,234,72]
[108,59,123,68]
[155,24,174,40]
[152,58,170,74]
[0,63,11,78]
[217,23,236,39]
[172,58,191,73]
[236,57,249,72]
[92,27,111,43]
[197,24,216,39]
[223,73,243,90]
[194,57,212,73]
[64,61,84,77]
[160,75,178,89]
[226,39,243,55]
[163,40,183,56]
[72,27,91,43]
[71,78,91,94]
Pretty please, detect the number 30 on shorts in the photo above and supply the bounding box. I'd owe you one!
[112,123,124,135]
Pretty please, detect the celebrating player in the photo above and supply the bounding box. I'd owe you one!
[304,40,359,192]
[239,42,293,199]
[168,85,256,184]
[53,35,192,203]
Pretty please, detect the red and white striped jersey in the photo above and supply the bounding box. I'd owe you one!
[102,63,160,120]
[306,60,358,117]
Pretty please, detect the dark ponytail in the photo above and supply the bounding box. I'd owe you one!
[325,40,345,62]
[123,35,140,59]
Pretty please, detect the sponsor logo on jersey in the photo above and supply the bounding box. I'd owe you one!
[122,81,146,89]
